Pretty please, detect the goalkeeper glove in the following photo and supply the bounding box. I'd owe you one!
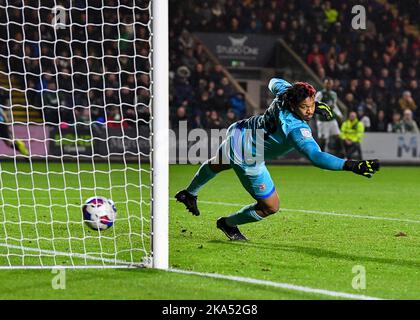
[315,101,334,121]
[343,159,380,178]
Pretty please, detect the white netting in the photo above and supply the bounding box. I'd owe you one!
[0,0,152,268]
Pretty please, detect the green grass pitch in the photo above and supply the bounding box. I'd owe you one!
[0,162,419,299]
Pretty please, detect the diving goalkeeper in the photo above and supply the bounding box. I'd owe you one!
[176,78,380,240]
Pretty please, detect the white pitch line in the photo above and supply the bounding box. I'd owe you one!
[184,199,420,224]
[0,265,135,269]
[8,196,420,224]
[169,268,384,300]
[0,242,385,299]
[0,243,139,268]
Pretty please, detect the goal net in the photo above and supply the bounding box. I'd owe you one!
[0,0,168,269]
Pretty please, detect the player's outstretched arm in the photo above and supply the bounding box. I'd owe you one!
[288,128,380,178]
[288,128,345,170]
[268,78,291,96]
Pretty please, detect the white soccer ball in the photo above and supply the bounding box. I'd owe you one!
[82,196,117,231]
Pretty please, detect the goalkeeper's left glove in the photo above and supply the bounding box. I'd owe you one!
[343,159,380,178]
[315,101,334,121]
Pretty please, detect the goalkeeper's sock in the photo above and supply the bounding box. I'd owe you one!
[225,204,263,227]
[186,161,217,196]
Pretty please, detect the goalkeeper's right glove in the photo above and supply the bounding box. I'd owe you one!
[343,159,380,178]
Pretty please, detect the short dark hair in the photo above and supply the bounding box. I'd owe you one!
[282,82,316,110]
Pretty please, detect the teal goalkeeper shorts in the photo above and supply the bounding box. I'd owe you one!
[218,123,276,200]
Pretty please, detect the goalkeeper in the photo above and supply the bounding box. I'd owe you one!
[0,106,29,156]
[176,78,380,241]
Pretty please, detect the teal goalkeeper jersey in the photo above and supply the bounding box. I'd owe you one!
[230,78,344,170]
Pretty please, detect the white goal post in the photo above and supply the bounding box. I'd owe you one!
[151,0,169,270]
[0,0,168,269]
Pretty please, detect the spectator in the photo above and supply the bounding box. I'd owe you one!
[179,29,194,49]
[106,106,129,129]
[323,1,338,25]
[362,66,376,84]
[263,21,274,34]
[206,110,224,129]
[209,64,224,84]
[306,44,325,68]
[325,58,337,78]
[171,104,190,130]
[315,78,343,153]
[310,0,326,26]
[358,96,377,121]
[401,109,419,133]
[228,17,241,33]
[374,79,390,107]
[228,92,246,119]
[407,67,417,82]
[359,80,374,100]
[357,105,371,132]
[408,80,419,107]
[343,92,358,111]
[219,77,234,98]
[346,79,360,100]
[385,39,398,60]
[340,111,365,160]
[210,88,228,114]
[43,81,59,124]
[207,81,217,98]
[194,91,212,128]
[398,90,417,113]
[173,66,193,106]
[372,110,388,132]
[74,107,90,125]
[181,47,199,72]
[224,108,237,127]
[379,68,392,89]
[387,112,404,133]
[392,79,405,100]
[190,63,208,90]
[245,19,261,33]
[336,52,350,79]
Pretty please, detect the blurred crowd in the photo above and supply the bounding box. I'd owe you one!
[0,0,151,129]
[170,0,419,132]
[0,0,418,136]
[169,30,244,130]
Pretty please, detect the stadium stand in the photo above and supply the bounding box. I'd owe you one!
[0,0,418,132]
[169,0,419,131]
[0,0,151,127]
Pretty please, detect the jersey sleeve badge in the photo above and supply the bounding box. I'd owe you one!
[300,128,312,138]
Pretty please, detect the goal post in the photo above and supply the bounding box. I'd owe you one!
[0,0,169,269]
[151,0,169,270]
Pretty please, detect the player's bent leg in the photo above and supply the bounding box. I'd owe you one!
[217,164,277,240]
[208,158,231,173]
[217,216,249,241]
[176,142,232,216]
[255,191,280,217]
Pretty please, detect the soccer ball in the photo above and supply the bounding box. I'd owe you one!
[82,196,117,231]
